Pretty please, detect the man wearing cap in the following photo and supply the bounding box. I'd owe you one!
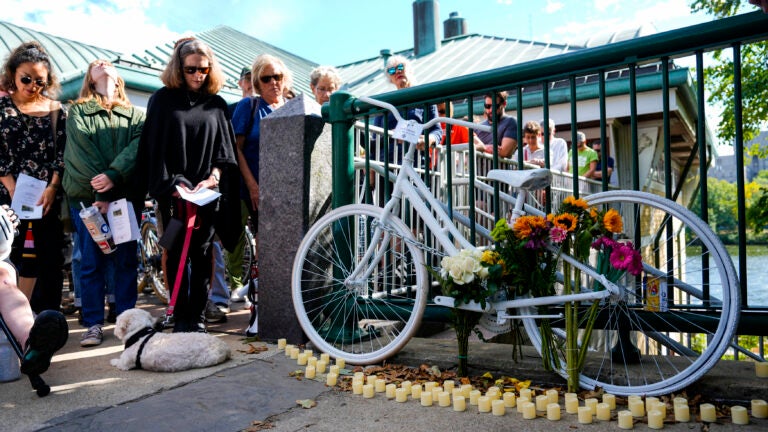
[567,131,598,178]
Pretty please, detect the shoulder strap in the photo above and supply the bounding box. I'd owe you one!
[245,96,259,136]
[48,100,60,138]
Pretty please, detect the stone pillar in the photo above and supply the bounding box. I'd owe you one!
[258,94,332,344]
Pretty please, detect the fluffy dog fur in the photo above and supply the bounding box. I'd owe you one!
[110,308,231,372]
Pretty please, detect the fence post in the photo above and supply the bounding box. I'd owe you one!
[328,91,355,209]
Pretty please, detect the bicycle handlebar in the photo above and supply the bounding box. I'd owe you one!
[357,96,491,134]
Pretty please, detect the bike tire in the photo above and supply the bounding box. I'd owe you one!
[140,221,168,304]
[292,204,427,365]
[521,190,740,396]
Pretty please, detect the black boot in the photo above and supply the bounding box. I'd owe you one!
[20,310,69,376]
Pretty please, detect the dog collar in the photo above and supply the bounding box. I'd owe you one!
[125,327,156,349]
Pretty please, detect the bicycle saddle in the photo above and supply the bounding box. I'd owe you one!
[0,208,13,260]
[486,168,552,191]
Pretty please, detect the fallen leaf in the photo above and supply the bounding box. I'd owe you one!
[242,420,274,431]
[297,399,317,409]
[239,343,269,354]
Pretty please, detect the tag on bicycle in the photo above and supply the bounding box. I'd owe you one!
[392,119,423,144]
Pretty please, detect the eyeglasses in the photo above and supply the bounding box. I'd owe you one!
[387,64,405,75]
[183,66,210,75]
[314,86,335,93]
[259,74,284,84]
[20,76,47,87]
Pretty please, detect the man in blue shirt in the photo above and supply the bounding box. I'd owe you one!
[474,91,518,158]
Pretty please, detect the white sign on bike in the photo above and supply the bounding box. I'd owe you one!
[392,119,423,144]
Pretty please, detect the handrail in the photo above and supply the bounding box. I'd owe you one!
[356,95,490,134]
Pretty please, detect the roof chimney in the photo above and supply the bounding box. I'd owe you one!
[443,11,467,39]
[380,49,391,68]
[413,0,439,57]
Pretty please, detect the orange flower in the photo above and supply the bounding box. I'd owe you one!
[563,196,589,210]
[552,213,578,232]
[513,215,547,239]
[603,208,623,233]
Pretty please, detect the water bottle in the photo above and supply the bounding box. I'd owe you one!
[0,331,21,382]
[78,204,116,254]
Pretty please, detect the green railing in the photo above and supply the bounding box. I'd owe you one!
[324,11,768,356]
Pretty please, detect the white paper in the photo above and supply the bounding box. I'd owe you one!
[11,173,46,220]
[392,119,423,144]
[175,185,221,206]
[106,199,140,244]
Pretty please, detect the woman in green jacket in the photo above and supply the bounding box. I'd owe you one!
[63,59,145,347]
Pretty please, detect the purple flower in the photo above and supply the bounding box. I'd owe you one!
[592,236,619,251]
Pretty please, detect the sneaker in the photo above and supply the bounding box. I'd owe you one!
[204,300,227,323]
[20,310,69,376]
[80,325,103,347]
[230,284,248,303]
[215,302,230,314]
[245,303,258,337]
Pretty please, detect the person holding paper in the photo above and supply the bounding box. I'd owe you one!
[0,41,67,312]
[136,38,238,333]
[63,59,145,347]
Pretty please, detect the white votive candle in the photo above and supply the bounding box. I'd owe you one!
[517,396,531,413]
[653,401,667,418]
[329,364,340,375]
[443,380,455,394]
[316,360,327,374]
[431,386,443,401]
[645,397,659,412]
[578,406,593,424]
[438,391,451,407]
[673,397,687,406]
[305,365,316,379]
[326,372,338,386]
[400,381,412,393]
[363,384,374,398]
[353,371,364,381]
[469,390,481,406]
[522,401,537,419]
[673,403,690,422]
[492,399,505,416]
[352,381,363,395]
[411,384,422,399]
[547,403,561,421]
[503,391,516,408]
[453,395,466,412]
[386,384,396,399]
[277,338,286,350]
[366,375,376,385]
[335,358,345,369]
[374,378,386,393]
[565,395,579,414]
[700,403,717,422]
[290,348,299,359]
[596,402,611,421]
[395,388,408,402]
[424,381,437,392]
[629,399,645,417]
[452,388,462,398]
[648,409,664,429]
[307,357,317,368]
[520,388,533,400]
[756,362,768,378]
[752,399,768,419]
[536,395,549,412]
[585,398,598,415]
[284,344,294,356]
[320,353,330,363]
[303,349,313,357]
[603,393,616,410]
[618,410,634,429]
[460,384,473,398]
[546,389,558,405]
[731,405,749,425]
[420,391,433,407]
[478,396,491,413]
[297,353,308,366]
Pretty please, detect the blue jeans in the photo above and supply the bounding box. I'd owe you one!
[209,241,229,305]
[70,206,137,327]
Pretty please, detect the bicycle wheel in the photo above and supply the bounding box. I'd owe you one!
[292,203,427,364]
[139,221,168,304]
[241,221,256,287]
[522,190,739,396]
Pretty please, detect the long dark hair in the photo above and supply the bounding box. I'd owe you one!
[0,41,60,98]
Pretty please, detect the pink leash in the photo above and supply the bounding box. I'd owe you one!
[165,201,197,320]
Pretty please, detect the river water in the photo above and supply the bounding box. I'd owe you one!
[688,245,768,307]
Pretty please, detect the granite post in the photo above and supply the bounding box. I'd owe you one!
[258,94,332,344]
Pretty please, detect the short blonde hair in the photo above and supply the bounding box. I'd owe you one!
[310,65,341,88]
[73,59,131,108]
[251,54,294,97]
[160,37,225,94]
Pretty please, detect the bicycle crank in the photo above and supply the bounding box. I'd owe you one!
[477,312,511,335]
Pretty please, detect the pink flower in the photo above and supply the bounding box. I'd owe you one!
[609,243,635,271]
[592,236,618,251]
[550,226,567,243]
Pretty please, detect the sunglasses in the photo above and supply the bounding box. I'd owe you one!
[259,74,284,84]
[387,64,405,75]
[183,66,210,75]
[20,76,47,87]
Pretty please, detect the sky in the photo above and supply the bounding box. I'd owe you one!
[1,0,757,67]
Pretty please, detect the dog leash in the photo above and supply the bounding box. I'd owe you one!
[165,200,197,321]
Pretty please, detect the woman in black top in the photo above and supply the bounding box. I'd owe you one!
[136,37,238,332]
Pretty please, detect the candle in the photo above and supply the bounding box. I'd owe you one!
[578,406,593,424]
[452,388,463,398]
[326,372,338,386]
[320,353,330,363]
[290,347,299,359]
[401,381,412,393]
[752,399,768,419]
[618,410,634,429]
[731,406,749,425]
[653,401,667,418]
[363,384,374,398]
[453,396,466,412]
[648,409,664,429]
[596,402,611,421]
[443,380,455,394]
[546,389,558,405]
[629,399,645,417]
[673,397,687,406]
[366,375,376,385]
[565,395,579,414]
[673,403,690,422]
[420,391,433,407]
[478,396,491,413]
[277,338,286,350]
[627,395,641,405]
[307,357,318,368]
[536,395,549,412]
[700,403,717,422]
[374,379,386,393]
[520,388,533,400]
[439,391,451,407]
[316,360,327,374]
[503,392,516,408]
[351,377,363,387]
[469,390,481,406]
[303,349,313,357]
[329,364,340,375]
[517,396,531,413]
[492,399,505,416]
[336,358,345,369]
[522,401,537,419]
[603,393,616,410]
[395,388,408,402]
[564,392,577,400]
[386,384,396,399]
[353,372,364,381]
[646,397,659,413]
[297,353,308,366]
[585,398,598,415]
[411,384,422,399]
[352,381,363,395]
[305,365,316,379]
[756,362,768,378]
[460,384,473,399]
[547,403,561,421]
[431,386,443,399]
[284,344,293,356]
[486,387,500,400]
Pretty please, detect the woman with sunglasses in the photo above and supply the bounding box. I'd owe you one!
[0,41,67,312]
[63,60,146,346]
[136,38,238,333]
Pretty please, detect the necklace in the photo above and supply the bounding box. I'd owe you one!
[186,91,201,107]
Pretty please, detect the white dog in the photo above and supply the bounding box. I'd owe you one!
[110,308,231,372]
